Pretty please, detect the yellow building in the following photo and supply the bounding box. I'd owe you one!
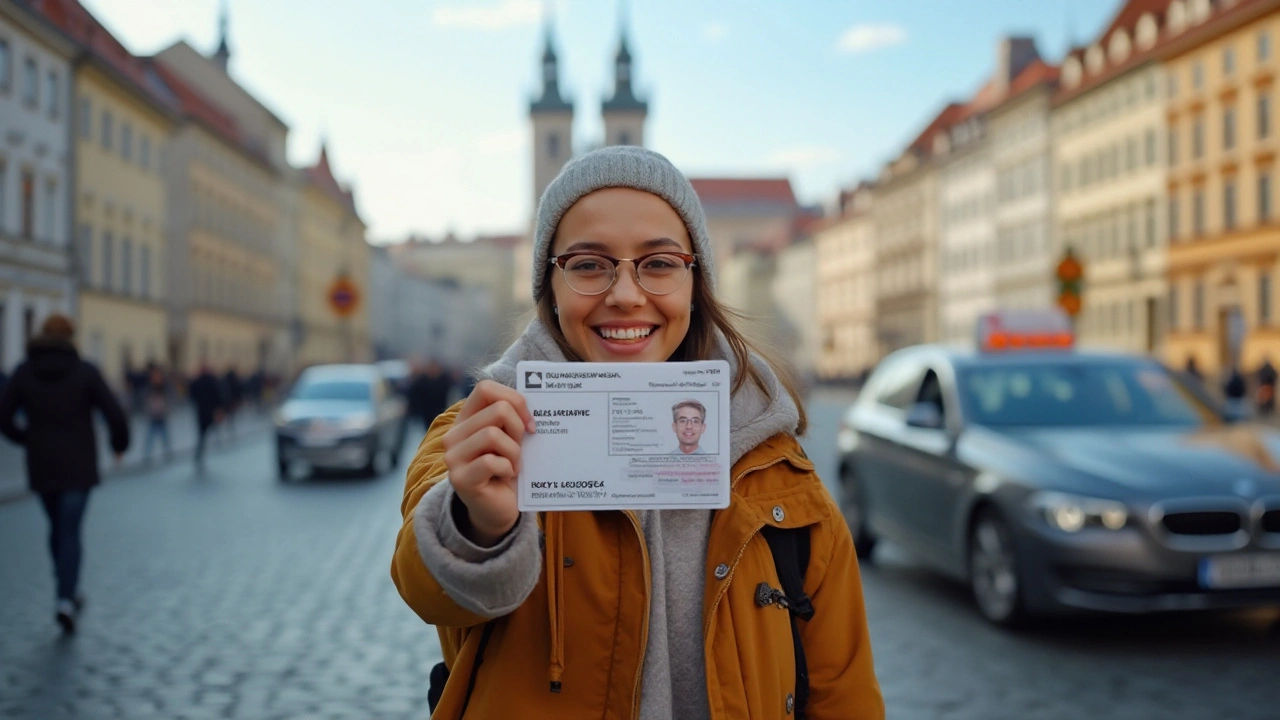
[815,186,878,380]
[52,11,179,389]
[294,145,371,366]
[1165,0,1280,375]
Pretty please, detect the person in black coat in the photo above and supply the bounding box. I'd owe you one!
[407,360,453,433]
[188,361,226,469]
[0,314,130,634]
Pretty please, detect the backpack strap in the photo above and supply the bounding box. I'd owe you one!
[760,525,813,718]
[427,622,495,717]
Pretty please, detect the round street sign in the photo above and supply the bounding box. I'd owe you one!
[328,277,360,317]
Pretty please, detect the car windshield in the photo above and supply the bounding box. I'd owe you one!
[290,380,371,402]
[957,362,1212,428]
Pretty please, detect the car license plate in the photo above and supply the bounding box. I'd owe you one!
[301,433,338,448]
[1198,553,1280,589]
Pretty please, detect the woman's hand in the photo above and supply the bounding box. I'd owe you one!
[441,380,536,548]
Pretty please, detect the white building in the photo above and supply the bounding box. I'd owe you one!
[815,185,877,380]
[0,0,76,371]
[937,114,996,345]
[773,236,817,381]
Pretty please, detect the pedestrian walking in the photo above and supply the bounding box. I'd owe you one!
[1184,356,1204,382]
[0,314,130,634]
[188,362,225,470]
[142,366,171,462]
[1256,357,1277,417]
[1224,364,1248,420]
[221,365,243,435]
[407,359,453,432]
[391,147,883,719]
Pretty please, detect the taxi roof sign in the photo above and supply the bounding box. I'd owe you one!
[977,309,1074,353]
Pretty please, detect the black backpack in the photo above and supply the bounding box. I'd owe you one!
[426,526,813,718]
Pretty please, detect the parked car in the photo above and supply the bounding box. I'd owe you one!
[274,364,406,479]
[837,310,1280,625]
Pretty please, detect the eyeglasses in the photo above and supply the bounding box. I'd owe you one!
[549,251,697,296]
[675,417,704,426]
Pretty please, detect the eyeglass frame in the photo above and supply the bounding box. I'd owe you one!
[548,251,698,296]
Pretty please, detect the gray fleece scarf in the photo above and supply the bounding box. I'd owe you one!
[480,319,800,465]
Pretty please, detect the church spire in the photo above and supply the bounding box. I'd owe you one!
[530,13,572,113]
[602,0,646,114]
[212,0,231,72]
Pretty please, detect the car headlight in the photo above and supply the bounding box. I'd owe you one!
[339,412,376,431]
[1029,491,1128,532]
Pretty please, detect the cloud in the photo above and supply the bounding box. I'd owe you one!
[432,0,544,30]
[767,145,845,169]
[704,23,728,42]
[836,23,907,54]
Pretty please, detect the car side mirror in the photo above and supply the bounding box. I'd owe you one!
[905,401,945,430]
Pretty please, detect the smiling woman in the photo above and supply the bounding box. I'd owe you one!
[391,146,884,720]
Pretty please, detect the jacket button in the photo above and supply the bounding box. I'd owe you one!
[563,556,575,567]
[772,506,785,523]
[786,693,795,714]
[714,563,730,580]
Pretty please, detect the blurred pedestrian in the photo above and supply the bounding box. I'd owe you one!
[0,314,130,634]
[222,365,243,433]
[188,362,226,470]
[1184,356,1203,382]
[407,359,453,432]
[1256,357,1277,417]
[449,366,476,405]
[142,366,171,462]
[1224,364,1248,420]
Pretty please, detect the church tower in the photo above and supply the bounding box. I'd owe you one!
[529,21,575,210]
[601,13,647,147]
[212,0,231,72]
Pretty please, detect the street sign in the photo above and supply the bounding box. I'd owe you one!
[328,276,360,317]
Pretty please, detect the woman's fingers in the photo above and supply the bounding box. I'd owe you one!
[457,380,535,433]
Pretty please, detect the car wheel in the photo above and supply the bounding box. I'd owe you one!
[968,508,1026,626]
[840,466,877,560]
[360,442,380,478]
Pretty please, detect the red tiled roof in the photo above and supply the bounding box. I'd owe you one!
[689,178,797,208]
[146,61,244,151]
[30,0,177,113]
[304,144,358,215]
[1003,59,1061,104]
[907,102,968,156]
[1099,0,1173,48]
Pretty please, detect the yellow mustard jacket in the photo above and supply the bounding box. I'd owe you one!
[391,402,884,719]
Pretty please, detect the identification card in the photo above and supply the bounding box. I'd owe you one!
[516,360,731,511]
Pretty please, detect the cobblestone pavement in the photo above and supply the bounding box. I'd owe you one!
[0,399,1277,719]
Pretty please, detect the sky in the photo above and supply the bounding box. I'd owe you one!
[81,0,1120,242]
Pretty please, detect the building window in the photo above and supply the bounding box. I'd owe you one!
[42,179,55,242]
[1126,136,1138,171]
[1192,61,1204,91]
[20,168,34,239]
[1169,286,1180,330]
[45,71,58,118]
[1260,96,1271,140]
[1261,32,1272,62]
[1224,107,1236,150]
[1168,73,1178,98]
[22,56,37,107]
[1193,189,1205,236]
[139,135,150,169]
[1223,47,1235,76]
[140,245,151,298]
[1262,274,1273,325]
[101,110,113,151]
[121,123,133,162]
[1194,281,1205,329]
[1224,179,1237,230]
[546,132,560,159]
[79,95,91,138]
[78,224,92,283]
[1145,129,1157,165]
[1262,173,1273,223]
[121,238,133,294]
[1192,116,1204,159]
[101,231,113,290]
[1169,127,1179,164]
[0,39,10,92]
[618,131,631,146]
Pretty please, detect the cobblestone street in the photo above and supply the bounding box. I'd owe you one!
[0,397,1277,719]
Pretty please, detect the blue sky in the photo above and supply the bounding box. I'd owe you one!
[81,0,1119,241]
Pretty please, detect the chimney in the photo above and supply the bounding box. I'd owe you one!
[995,36,1040,93]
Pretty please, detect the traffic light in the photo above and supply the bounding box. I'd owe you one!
[1056,249,1083,318]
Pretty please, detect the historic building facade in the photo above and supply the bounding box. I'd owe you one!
[815,185,877,380]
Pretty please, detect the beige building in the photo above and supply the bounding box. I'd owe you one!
[815,185,877,380]
[32,0,180,388]
[152,38,291,376]
[873,105,957,353]
[294,145,371,366]
[689,178,801,293]
[1054,0,1172,355]
[1164,0,1280,374]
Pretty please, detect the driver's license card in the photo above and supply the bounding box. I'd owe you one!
[516,360,731,511]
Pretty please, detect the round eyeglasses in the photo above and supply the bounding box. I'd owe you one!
[549,251,697,296]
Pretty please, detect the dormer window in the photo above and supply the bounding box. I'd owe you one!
[1109,30,1131,64]
[1063,57,1082,88]
[1168,1,1187,33]
[1086,46,1105,74]
[1136,14,1158,49]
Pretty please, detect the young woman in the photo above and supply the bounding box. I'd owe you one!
[391,147,883,719]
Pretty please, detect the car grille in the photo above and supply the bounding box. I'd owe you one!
[1161,511,1243,536]
[1262,509,1280,535]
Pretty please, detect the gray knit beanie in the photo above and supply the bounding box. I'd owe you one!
[532,146,715,299]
